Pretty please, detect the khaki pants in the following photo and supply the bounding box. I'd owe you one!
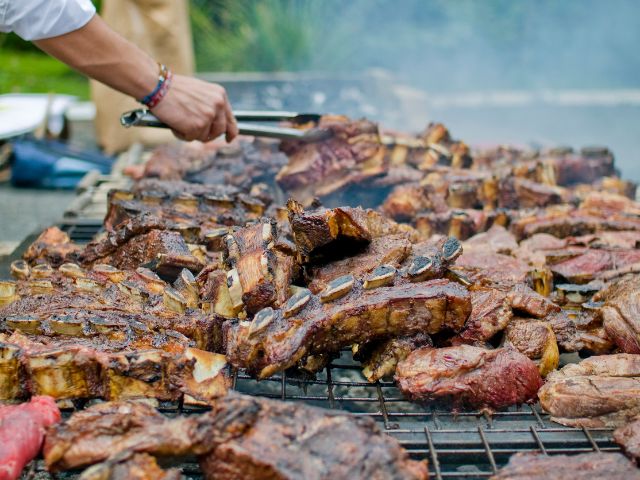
[91,0,195,154]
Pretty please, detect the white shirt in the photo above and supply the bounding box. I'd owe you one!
[0,0,96,41]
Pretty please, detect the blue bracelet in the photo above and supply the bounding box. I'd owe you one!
[140,63,168,106]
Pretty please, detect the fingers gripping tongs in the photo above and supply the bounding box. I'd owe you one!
[120,108,331,142]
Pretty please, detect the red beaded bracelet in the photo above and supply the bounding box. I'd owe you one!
[140,63,172,108]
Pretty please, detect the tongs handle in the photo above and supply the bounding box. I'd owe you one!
[119,108,329,142]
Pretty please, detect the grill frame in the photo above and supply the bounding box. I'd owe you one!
[10,220,620,479]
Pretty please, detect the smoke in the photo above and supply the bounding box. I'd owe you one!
[305,0,640,92]
[298,0,640,181]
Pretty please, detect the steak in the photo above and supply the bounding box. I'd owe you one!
[613,416,640,465]
[225,278,471,378]
[597,274,640,353]
[463,224,519,255]
[538,353,640,427]
[45,394,429,480]
[490,452,640,480]
[0,396,61,480]
[395,345,542,410]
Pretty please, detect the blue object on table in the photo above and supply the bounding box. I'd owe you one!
[10,138,113,189]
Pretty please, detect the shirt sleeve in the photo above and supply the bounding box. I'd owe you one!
[1,0,96,41]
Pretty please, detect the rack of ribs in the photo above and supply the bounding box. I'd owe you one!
[395,345,543,410]
[538,353,640,428]
[224,277,471,379]
[44,393,429,480]
[0,331,228,402]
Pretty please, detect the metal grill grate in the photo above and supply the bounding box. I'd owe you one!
[57,219,104,244]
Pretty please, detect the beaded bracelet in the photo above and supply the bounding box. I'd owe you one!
[140,63,172,108]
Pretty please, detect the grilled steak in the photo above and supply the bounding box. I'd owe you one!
[451,250,531,285]
[45,394,429,480]
[79,452,183,480]
[490,452,640,480]
[504,318,559,377]
[396,345,542,410]
[277,115,385,206]
[0,396,61,480]
[463,224,519,255]
[225,278,471,378]
[613,416,640,465]
[597,274,640,353]
[539,353,640,427]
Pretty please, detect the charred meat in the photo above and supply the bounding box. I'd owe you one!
[45,394,428,480]
[539,353,640,427]
[490,452,640,480]
[396,345,542,410]
[225,278,471,378]
[613,416,640,465]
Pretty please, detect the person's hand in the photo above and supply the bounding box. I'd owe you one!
[151,75,239,143]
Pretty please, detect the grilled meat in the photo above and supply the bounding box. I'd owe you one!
[23,226,81,267]
[504,318,559,376]
[490,452,640,480]
[463,224,519,255]
[458,283,559,343]
[613,416,640,465]
[224,219,298,314]
[539,353,640,427]
[287,200,414,264]
[79,452,183,480]
[451,250,531,286]
[396,345,542,410]
[0,396,61,480]
[597,274,640,353]
[277,115,386,206]
[225,278,471,378]
[0,331,228,402]
[80,228,204,280]
[359,333,433,383]
[306,233,412,293]
[45,394,429,480]
[548,308,614,354]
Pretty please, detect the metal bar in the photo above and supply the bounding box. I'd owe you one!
[529,404,547,429]
[280,369,287,401]
[376,383,391,430]
[529,426,548,455]
[424,426,443,480]
[582,427,601,452]
[326,366,336,409]
[478,426,498,474]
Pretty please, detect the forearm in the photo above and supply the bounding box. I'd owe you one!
[34,15,157,100]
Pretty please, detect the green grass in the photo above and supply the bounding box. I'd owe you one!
[0,49,89,99]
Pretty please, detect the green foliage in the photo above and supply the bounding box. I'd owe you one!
[0,49,89,98]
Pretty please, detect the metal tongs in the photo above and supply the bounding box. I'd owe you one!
[120,108,331,142]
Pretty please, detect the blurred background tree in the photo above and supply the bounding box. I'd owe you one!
[2,0,640,96]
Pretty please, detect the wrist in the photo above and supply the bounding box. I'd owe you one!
[139,63,173,108]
